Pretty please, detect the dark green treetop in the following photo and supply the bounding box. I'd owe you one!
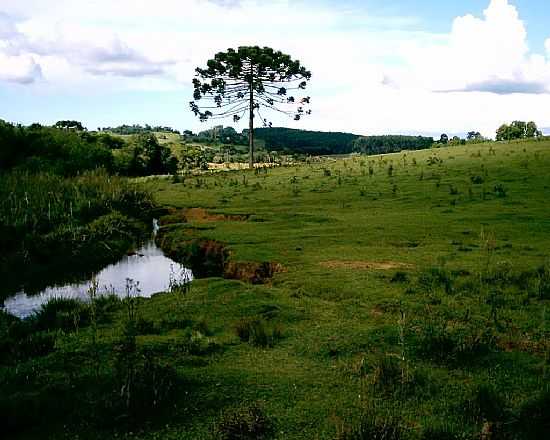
[189,46,312,168]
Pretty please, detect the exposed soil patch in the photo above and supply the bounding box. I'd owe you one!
[224,261,285,284]
[156,233,228,278]
[320,260,413,271]
[161,208,249,225]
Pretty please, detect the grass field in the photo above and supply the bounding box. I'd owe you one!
[3,139,550,439]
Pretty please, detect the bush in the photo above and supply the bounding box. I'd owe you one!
[463,383,506,423]
[135,317,161,335]
[418,267,454,294]
[390,271,409,283]
[214,403,273,440]
[421,424,459,440]
[234,318,281,348]
[470,175,484,184]
[416,319,496,364]
[113,347,179,419]
[514,388,550,438]
[15,332,56,360]
[31,297,90,332]
[94,294,123,322]
[371,355,402,391]
[336,410,404,440]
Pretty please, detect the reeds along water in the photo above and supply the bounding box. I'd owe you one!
[0,169,155,236]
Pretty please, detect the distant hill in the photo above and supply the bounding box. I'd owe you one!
[253,127,435,156]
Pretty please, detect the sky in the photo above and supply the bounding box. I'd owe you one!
[1,0,550,138]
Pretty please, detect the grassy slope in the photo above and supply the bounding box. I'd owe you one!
[7,139,549,439]
[136,139,549,438]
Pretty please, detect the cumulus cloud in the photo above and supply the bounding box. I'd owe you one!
[0,10,175,82]
[0,52,42,84]
[0,13,43,83]
[419,0,550,95]
[0,0,549,136]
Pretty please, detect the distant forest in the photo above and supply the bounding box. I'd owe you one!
[254,127,359,155]
[352,135,434,155]
[253,127,435,156]
[101,124,180,135]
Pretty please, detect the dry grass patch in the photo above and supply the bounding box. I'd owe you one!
[320,260,413,271]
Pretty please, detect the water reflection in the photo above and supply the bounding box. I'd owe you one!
[4,240,192,318]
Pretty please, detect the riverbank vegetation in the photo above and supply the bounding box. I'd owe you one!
[2,137,549,439]
[0,120,163,297]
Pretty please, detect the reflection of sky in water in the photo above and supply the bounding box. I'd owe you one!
[4,241,192,319]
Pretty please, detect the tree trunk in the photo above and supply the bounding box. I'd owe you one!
[248,83,254,170]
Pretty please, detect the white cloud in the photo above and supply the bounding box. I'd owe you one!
[0,52,42,84]
[0,0,549,136]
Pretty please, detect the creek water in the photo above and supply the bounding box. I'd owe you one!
[2,220,192,319]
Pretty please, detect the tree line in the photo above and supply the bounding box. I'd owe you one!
[0,120,178,176]
[352,135,434,155]
[496,121,542,141]
[253,127,359,155]
[100,124,180,135]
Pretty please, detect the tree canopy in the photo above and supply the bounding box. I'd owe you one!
[496,121,542,141]
[353,135,434,155]
[190,46,312,168]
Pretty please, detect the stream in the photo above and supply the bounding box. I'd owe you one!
[2,220,193,318]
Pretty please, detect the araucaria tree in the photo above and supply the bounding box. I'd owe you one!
[190,46,312,168]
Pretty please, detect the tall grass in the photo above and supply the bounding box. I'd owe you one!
[0,169,155,238]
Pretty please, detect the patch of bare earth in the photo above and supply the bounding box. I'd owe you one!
[224,261,285,284]
[320,260,412,270]
[163,208,249,224]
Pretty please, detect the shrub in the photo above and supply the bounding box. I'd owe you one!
[193,317,213,336]
[94,294,123,322]
[15,332,56,360]
[371,355,402,391]
[514,388,550,438]
[470,175,484,184]
[463,383,506,423]
[421,424,459,440]
[493,183,507,198]
[234,318,281,348]
[418,267,454,294]
[113,347,178,419]
[390,271,409,283]
[31,297,90,332]
[416,319,496,364]
[135,317,160,335]
[214,403,273,440]
[336,410,404,440]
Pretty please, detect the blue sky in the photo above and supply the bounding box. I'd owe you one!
[1,0,550,137]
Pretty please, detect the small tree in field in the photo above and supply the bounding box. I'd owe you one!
[190,46,312,169]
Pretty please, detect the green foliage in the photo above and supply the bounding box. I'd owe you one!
[514,388,550,438]
[255,127,358,155]
[31,297,90,332]
[214,403,273,440]
[463,383,506,423]
[353,135,434,155]
[191,46,312,167]
[54,120,86,131]
[336,410,405,440]
[101,124,180,135]
[496,120,542,141]
[234,317,281,348]
[415,317,496,364]
[0,119,179,177]
[0,120,114,175]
